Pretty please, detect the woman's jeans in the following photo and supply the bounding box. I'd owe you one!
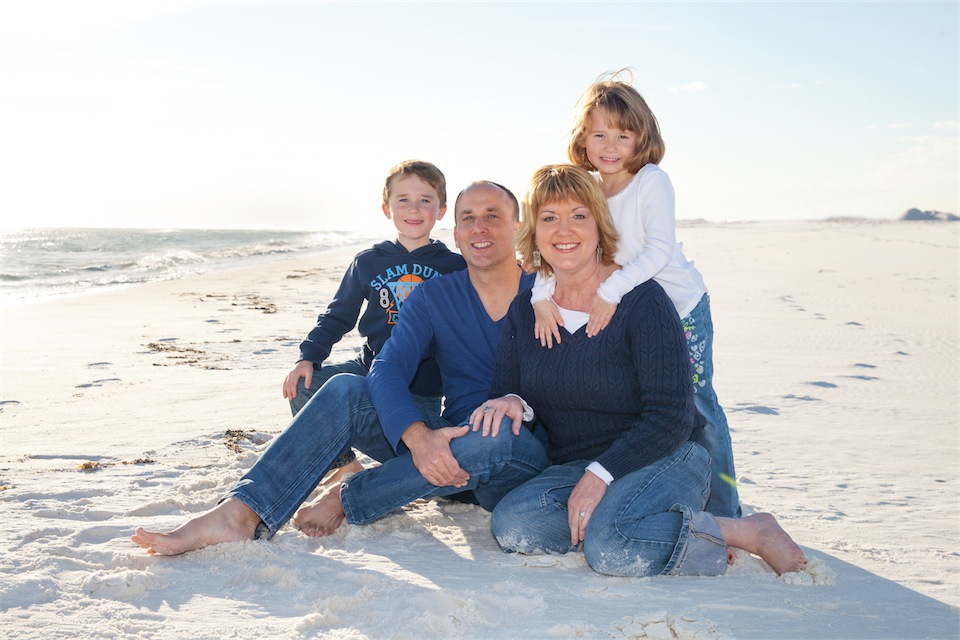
[229,373,548,537]
[683,294,741,518]
[490,442,727,577]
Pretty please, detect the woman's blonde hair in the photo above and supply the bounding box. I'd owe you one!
[519,164,620,277]
[567,69,665,173]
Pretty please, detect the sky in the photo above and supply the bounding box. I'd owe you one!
[1,1,957,231]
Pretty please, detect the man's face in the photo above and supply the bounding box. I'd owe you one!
[454,184,519,271]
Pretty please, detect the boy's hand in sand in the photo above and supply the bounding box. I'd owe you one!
[282,360,314,399]
[586,295,617,338]
[533,299,564,348]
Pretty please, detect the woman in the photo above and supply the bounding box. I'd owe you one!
[470,164,806,577]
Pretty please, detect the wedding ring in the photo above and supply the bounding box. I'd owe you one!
[483,406,494,413]
[579,511,586,518]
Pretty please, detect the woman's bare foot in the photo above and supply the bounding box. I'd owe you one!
[716,512,807,575]
[294,481,346,537]
[321,459,364,486]
[131,498,262,556]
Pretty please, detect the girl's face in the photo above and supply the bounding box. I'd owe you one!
[582,109,637,182]
[535,198,600,277]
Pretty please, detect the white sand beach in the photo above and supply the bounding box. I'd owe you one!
[1,221,957,639]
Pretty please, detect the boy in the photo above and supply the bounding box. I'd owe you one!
[281,160,466,475]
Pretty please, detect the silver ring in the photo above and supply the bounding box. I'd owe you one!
[483,406,494,413]
[579,511,586,518]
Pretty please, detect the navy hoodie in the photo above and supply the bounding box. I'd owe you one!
[298,238,466,397]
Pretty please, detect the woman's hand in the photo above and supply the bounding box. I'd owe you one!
[469,395,525,437]
[568,470,608,545]
[586,295,617,338]
[282,360,315,399]
[533,299,564,348]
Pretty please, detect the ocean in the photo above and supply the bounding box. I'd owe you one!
[0,228,382,307]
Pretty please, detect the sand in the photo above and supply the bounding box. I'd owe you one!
[1,221,957,639]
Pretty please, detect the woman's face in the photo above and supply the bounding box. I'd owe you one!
[535,198,600,277]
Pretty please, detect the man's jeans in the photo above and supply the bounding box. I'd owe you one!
[683,294,741,518]
[288,358,441,469]
[490,442,728,577]
[228,373,547,536]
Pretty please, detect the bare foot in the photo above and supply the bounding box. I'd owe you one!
[717,512,807,575]
[321,458,364,486]
[131,498,262,556]
[294,481,346,537]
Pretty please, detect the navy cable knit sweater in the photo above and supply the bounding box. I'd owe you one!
[490,279,705,479]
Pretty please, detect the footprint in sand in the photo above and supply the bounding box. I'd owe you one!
[75,378,122,389]
[86,361,112,368]
[805,381,838,388]
[730,404,780,415]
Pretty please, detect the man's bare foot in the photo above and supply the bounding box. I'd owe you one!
[294,481,346,537]
[131,498,262,556]
[321,459,364,486]
[717,512,807,575]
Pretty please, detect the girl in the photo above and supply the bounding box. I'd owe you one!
[530,72,741,518]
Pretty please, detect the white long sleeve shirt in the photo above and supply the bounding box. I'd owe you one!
[531,164,707,319]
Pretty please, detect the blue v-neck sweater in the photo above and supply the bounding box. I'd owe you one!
[491,279,705,480]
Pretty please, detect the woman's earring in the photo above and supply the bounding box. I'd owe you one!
[533,249,542,268]
[596,245,603,262]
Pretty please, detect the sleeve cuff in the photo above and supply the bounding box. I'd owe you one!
[585,461,613,485]
[505,394,535,422]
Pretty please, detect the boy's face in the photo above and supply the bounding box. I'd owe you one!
[383,174,446,250]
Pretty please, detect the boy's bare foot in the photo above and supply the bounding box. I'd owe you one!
[131,498,262,556]
[321,458,364,486]
[717,512,807,575]
[294,481,346,537]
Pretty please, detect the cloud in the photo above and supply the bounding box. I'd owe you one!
[932,120,960,130]
[667,81,706,93]
[771,82,803,90]
[887,123,913,130]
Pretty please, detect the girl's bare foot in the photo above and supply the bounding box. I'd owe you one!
[131,498,262,556]
[717,512,807,575]
[294,481,346,537]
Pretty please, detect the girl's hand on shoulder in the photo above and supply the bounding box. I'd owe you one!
[469,395,525,437]
[533,299,564,348]
[586,295,617,338]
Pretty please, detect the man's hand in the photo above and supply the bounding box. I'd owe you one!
[402,422,471,487]
[567,470,608,545]
[282,360,315,400]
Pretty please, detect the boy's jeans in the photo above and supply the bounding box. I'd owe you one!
[229,373,547,536]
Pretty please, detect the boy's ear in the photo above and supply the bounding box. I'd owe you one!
[381,203,391,219]
[437,205,447,220]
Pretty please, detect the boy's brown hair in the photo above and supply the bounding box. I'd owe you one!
[383,160,447,207]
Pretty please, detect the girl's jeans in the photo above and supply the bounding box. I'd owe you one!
[683,294,741,518]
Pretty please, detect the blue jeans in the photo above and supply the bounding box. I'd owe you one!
[341,422,550,525]
[289,359,441,469]
[682,294,741,518]
[490,442,728,577]
[229,373,547,536]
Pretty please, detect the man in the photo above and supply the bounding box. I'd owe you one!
[132,181,546,555]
